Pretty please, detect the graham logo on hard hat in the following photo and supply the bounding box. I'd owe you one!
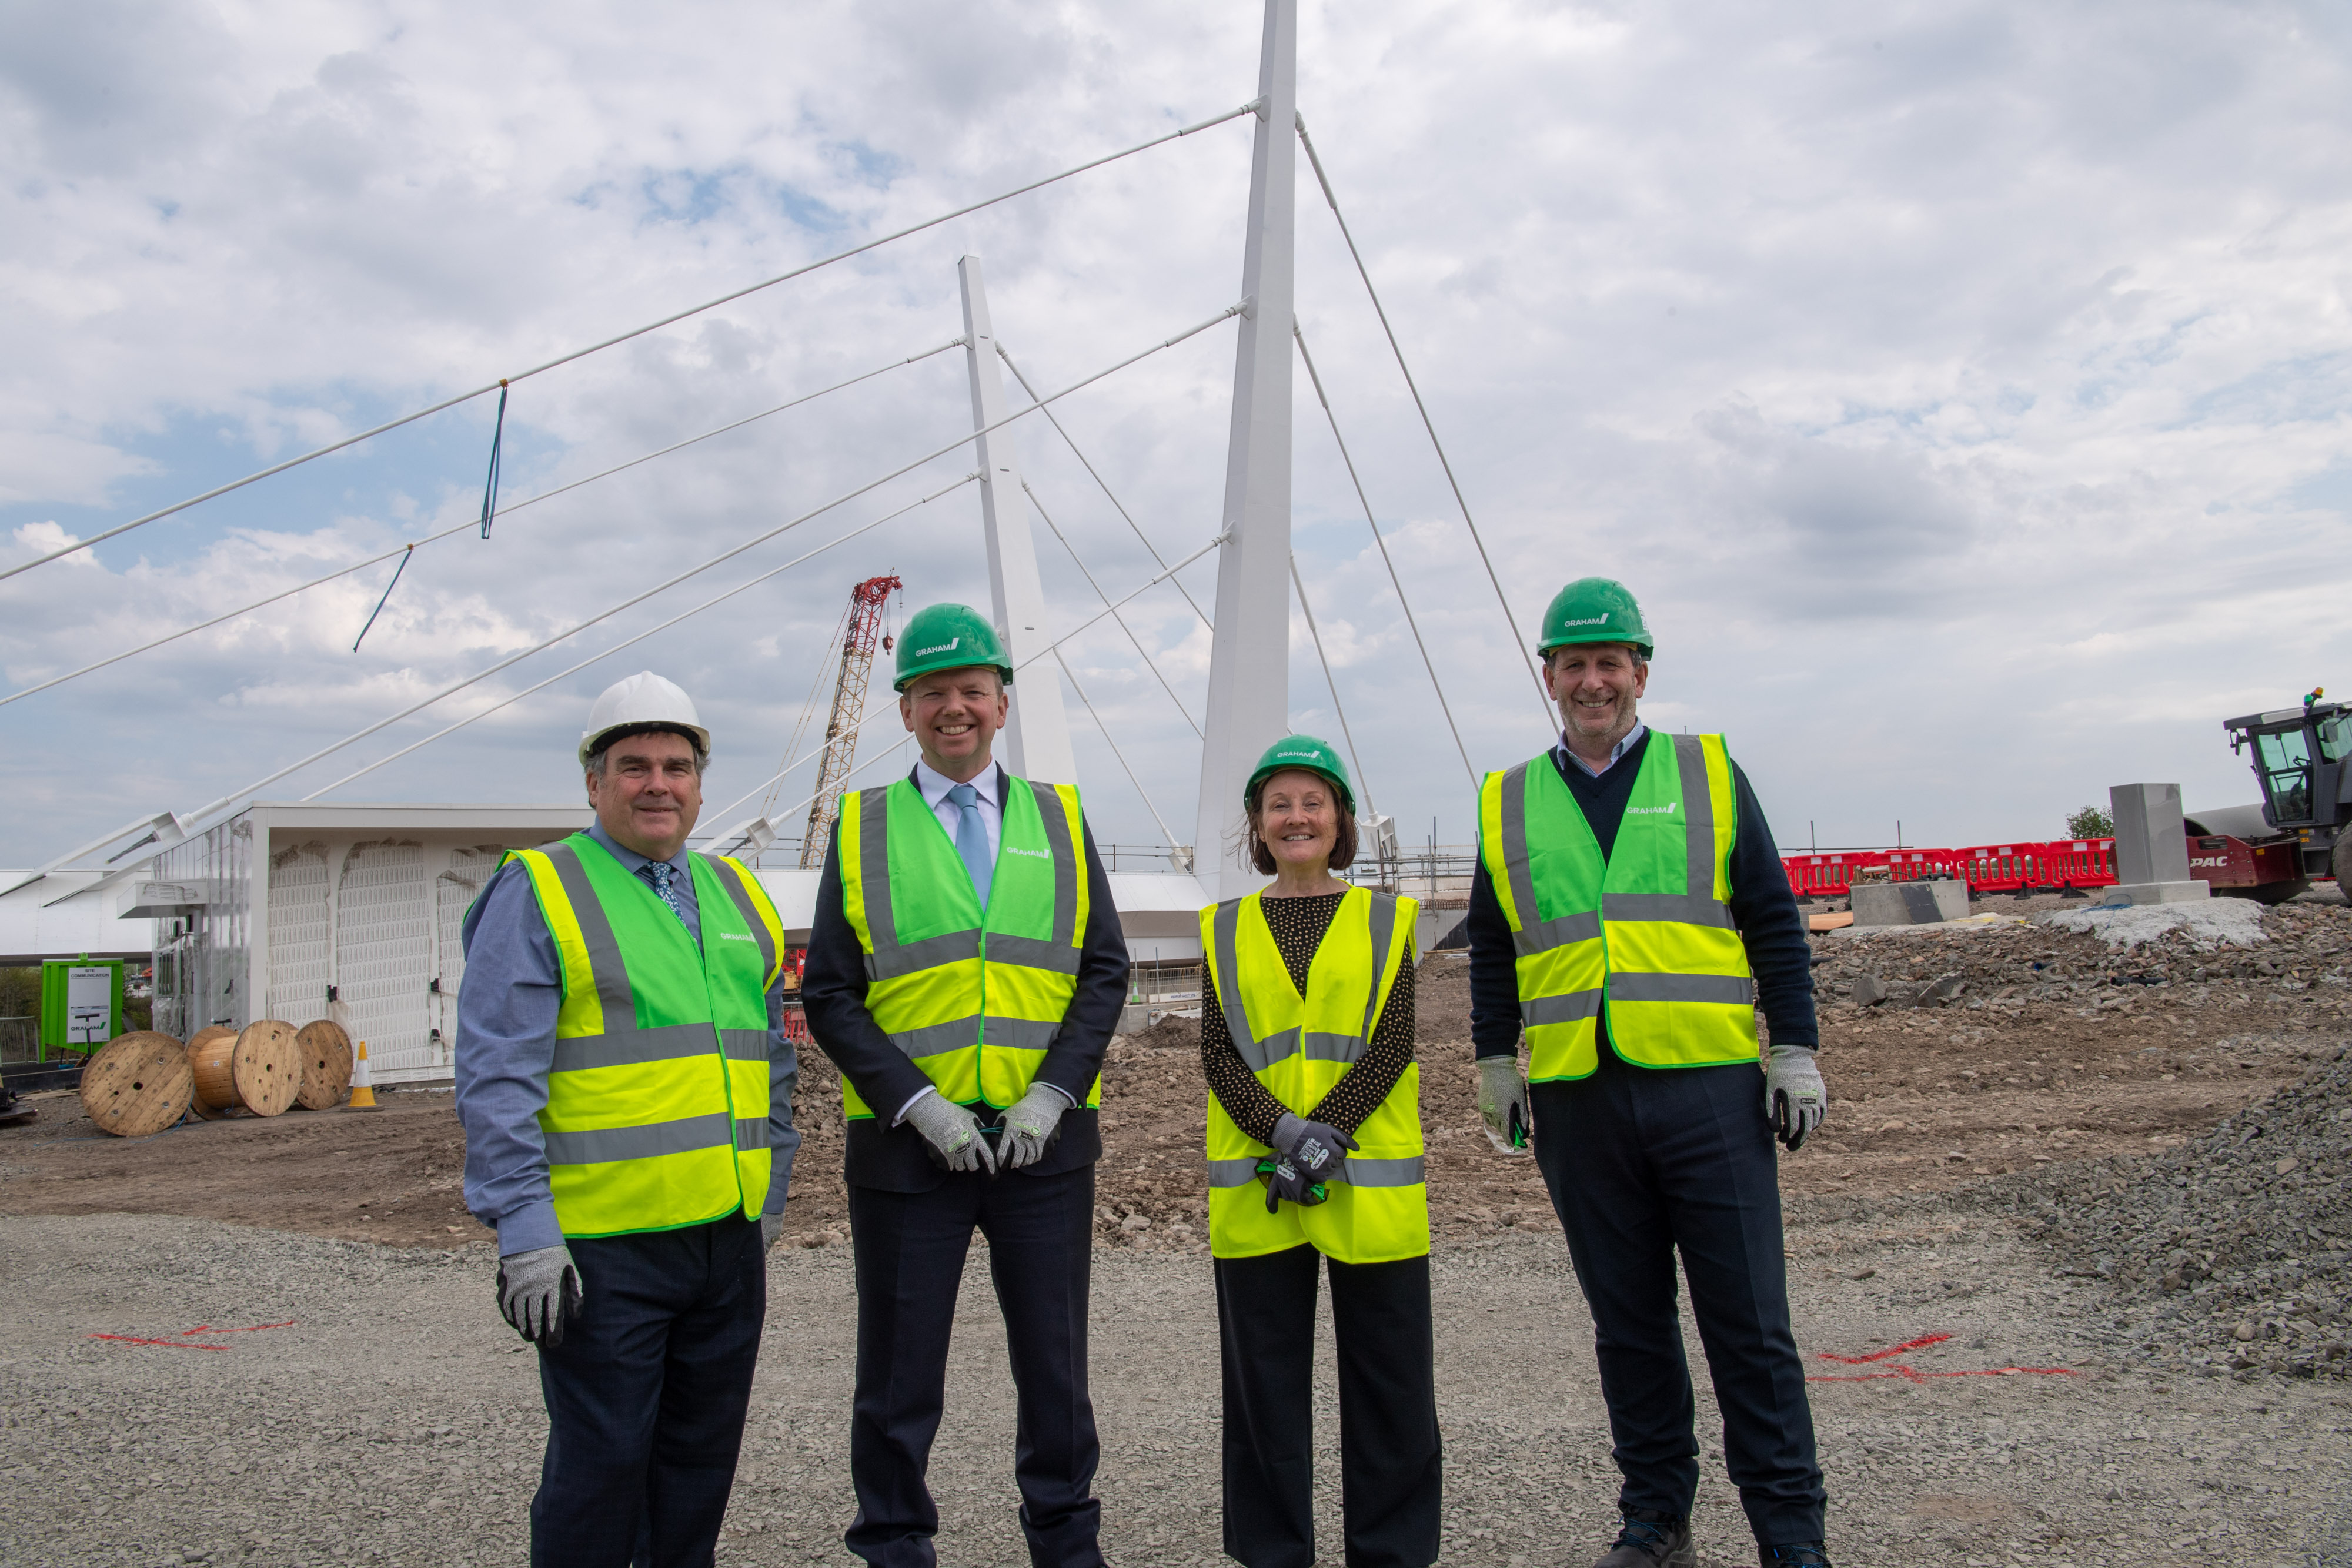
[1244,734,1356,817]
[1538,579,1653,657]
[893,604,1014,692]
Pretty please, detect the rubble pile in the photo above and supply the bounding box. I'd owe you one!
[1809,899,2351,1021]
[2000,1045,2352,1380]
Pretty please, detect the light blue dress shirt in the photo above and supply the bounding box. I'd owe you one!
[455,820,799,1255]
[1558,720,1649,778]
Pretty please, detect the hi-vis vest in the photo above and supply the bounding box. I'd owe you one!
[1477,733,1757,1083]
[1201,887,1426,1264]
[502,833,786,1238]
[836,774,1099,1116]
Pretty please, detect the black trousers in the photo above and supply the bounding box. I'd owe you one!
[1214,1245,1442,1568]
[846,1165,1102,1568]
[530,1216,767,1568]
[1531,1051,1826,1547]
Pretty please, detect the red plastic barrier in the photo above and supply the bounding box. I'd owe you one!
[1782,839,2118,899]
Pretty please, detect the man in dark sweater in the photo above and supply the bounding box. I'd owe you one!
[1466,579,1830,1568]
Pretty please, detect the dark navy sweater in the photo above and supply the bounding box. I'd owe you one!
[1465,730,1818,1060]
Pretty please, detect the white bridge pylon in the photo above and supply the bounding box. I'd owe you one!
[965,0,1299,901]
[1194,0,1299,902]
[958,255,1079,785]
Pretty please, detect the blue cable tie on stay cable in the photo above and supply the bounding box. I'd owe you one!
[479,378,509,539]
[352,543,415,652]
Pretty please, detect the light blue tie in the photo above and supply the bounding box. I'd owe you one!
[646,861,690,930]
[946,783,992,908]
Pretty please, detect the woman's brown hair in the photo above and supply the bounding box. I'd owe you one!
[1242,777,1359,874]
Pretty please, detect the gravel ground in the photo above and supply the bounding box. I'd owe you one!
[6,1202,2350,1568]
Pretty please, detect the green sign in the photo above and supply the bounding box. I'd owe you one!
[39,957,123,1059]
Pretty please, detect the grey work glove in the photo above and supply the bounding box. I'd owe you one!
[1271,1112,1356,1183]
[903,1089,999,1175]
[760,1211,786,1251]
[497,1244,583,1348]
[1477,1055,1533,1155]
[998,1083,1068,1170]
[1260,1154,1318,1211]
[1763,1044,1826,1151]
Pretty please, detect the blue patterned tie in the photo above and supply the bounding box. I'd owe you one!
[946,783,992,908]
[647,861,689,930]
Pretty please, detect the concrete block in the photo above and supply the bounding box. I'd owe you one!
[2110,782,2193,885]
[2100,880,2211,907]
[1852,879,1970,927]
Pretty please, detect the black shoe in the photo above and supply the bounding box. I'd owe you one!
[1760,1544,1833,1567]
[1595,1509,1695,1568]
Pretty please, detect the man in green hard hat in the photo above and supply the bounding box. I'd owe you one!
[1465,578,1832,1568]
[801,602,1130,1567]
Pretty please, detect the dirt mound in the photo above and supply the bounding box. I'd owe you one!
[2001,1045,2352,1380]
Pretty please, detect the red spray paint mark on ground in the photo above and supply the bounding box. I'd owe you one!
[89,1320,296,1351]
[1808,1332,2077,1385]
[1816,1332,1951,1365]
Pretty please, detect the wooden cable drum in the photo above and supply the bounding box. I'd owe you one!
[189,1020,303,1116]
[187,1026,241,1115]
[81,1031,195,1138]
[294,1018,354,1111]
[231,1020,303,1116]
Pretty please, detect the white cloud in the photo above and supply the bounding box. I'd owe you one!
[2,0,2350,861]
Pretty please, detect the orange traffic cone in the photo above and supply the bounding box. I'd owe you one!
[345,1039,381,1111]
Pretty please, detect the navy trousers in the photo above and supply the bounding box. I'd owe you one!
[1214,1246,1442,1568]
[1531,1052,1825,1547]
[846,1165,1102,1568]
[530,1216,766,1568]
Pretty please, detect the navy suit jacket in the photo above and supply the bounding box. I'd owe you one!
[801,766,1130,1192]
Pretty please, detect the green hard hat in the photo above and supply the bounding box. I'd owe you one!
[893,602,1014,691]
[1538,577,1655,657]
[1244,734,1355,817]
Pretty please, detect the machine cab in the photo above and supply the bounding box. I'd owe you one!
[2226,701,2352,831]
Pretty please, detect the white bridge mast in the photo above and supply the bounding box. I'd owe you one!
[1192,0,1299,902]
[960,253,1079,784]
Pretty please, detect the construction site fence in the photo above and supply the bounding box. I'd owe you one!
[1781,840,2118,899]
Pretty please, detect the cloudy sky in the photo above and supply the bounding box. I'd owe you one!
[5,0,2349,871]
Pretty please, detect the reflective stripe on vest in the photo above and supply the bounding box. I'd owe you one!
[1200,886,1427,1265]
[836,774,1097,1115]
[499,835,783,1238]
[1478,733,1756,1082]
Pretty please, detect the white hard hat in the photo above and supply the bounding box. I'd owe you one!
[578,671,711,769]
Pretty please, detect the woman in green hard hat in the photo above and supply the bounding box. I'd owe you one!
[1195,735,1439,1568]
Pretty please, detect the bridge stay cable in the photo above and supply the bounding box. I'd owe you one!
[0,101,1263,585]
[1020,479,1200,737]
[1053,647,1183,848]
[0,339,965,711]
[299,475,977,801]
[995,345,1214,632]
[152,305,1244,840]
[1288,553,1372,820]
[702,529,1228,833]
[1292,320,1477,790]
[1294,113,1551,730]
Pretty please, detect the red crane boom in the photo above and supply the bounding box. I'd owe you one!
[800,573,903,869]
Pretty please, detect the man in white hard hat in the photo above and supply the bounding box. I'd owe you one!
[456,671,800,1568]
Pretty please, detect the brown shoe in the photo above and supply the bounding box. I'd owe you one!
[1595,1510,1695,1568]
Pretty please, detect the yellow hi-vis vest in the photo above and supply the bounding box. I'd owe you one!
[1476,732,1757,1084]
[502,833,786,1238]
[835,774,1100,1116]
[1201,887,1426,1264]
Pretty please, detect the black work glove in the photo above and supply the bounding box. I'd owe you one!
[1271,1111,1357,1183]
